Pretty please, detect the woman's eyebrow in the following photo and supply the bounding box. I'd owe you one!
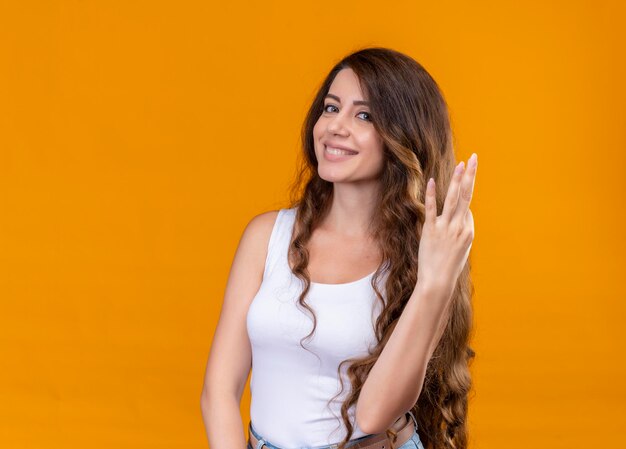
[325,93,370,106]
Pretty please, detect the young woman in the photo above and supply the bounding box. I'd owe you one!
[201,47,477,449]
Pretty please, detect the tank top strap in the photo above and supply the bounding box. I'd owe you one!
[263,207,297,280]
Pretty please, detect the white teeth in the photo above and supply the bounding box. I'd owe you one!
[325,146,357,155]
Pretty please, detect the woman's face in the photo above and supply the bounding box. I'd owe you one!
[313,68,385,184]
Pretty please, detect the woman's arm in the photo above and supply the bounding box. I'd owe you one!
[357,155,477,434]
[355,281,453,434]
[200,211,279,449]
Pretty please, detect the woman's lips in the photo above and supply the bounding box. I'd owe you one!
[323,145,358,162]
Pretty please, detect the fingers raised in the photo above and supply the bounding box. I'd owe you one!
[441,161,465,221]
[452,153,478,224]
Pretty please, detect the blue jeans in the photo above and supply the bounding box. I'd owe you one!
[247,412,424,449]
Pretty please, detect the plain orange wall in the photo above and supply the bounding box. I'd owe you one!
[1,1,624,448]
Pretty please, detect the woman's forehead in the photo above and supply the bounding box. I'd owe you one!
[327,68,368,102]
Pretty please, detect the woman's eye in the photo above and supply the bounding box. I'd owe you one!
[323,104,372,122]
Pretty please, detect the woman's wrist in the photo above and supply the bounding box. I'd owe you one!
[414,276,455,304]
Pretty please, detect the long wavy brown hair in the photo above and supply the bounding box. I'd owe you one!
[283,47,475,449]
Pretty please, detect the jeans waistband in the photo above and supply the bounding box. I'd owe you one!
[248,411,418,449]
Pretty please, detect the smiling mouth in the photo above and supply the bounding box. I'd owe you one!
[324,145,358,155]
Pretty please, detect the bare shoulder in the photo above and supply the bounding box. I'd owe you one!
[246,209,280,235]
[243,210,280,249]
[236,209,281,279]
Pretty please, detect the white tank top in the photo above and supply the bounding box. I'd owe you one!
[246,207,387,448]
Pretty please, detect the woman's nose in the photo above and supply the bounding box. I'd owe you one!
[327,111,349,135]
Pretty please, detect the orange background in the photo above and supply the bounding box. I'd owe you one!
[1,1,624,448]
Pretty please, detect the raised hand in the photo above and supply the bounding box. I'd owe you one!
[417,153,478,295]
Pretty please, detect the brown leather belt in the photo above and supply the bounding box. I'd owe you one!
[248,412,415,449]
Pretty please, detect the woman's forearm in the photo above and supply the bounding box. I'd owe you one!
[355,281,453,434]
[201,393,247,449]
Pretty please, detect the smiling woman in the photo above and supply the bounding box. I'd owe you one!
[313,69,385,180]
[201,47,476,449]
